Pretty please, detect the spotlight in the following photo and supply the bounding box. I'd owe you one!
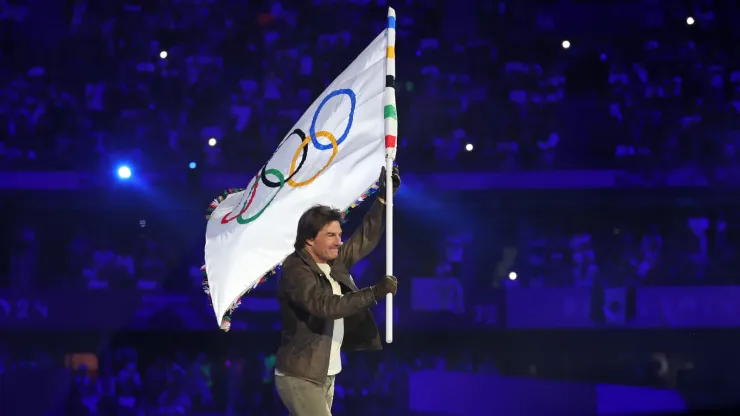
[562,40,571,49]
[116,165,132,180]
[208,137,217,147]
[160,50,168,59]
[686,17,694,25]
[189,161,197,169]
[508,271,517,281]
[465,143,474,151]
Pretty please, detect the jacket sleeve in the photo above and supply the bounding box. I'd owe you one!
[337,199,385,270]
[278,261,377,320]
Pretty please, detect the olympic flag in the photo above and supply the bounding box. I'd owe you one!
[203,8,398,331]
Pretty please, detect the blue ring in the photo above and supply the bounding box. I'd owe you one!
[309,89,356,150]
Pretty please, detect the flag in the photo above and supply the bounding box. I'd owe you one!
[202,11,398,331]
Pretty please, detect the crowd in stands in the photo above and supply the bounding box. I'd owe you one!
[503,208,739,288]
[5,335,719,415]
[0,211,443,296]
[4,330,737,415]
[0,340,502,415]
[1,0,740,176]
[2,0,739,290]
[2,201,737,293]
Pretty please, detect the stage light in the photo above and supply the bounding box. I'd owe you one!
[208,137,217,147]
[160,50,168,59]
[686,16,694,25]
[189,161,197,169]
[116,165,132,180]
[465,143,474,151]
[562,40,571,49]
[508,271,517,280]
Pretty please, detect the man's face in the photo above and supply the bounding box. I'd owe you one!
[307,221,342,263]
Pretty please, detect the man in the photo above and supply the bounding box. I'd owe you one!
[274,166,401,416]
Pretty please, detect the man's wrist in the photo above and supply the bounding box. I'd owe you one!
[366,286,380,304]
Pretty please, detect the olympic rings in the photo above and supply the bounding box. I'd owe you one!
[219,88,354,225]
[260,129,308,188]
[236,169,285,224]
[309,89,356,150]
[288,131,338,187]
[221,174,259,224]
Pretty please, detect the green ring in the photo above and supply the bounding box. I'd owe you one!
[237,169,285,224]
[221,180,259,223]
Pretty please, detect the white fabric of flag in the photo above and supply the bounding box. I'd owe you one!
[204,30,390,328]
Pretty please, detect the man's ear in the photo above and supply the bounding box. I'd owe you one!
[306,238,314,247]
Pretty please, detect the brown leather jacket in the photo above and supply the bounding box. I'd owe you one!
[275,200,385,384]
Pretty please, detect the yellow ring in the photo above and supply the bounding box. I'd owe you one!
[287,130,338,187]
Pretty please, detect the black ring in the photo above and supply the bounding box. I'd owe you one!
[260,128,308,188]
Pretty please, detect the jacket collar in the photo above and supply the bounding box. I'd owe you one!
[295,248,357,291]
[296,248,328,276]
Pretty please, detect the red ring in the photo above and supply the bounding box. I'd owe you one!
[221,174,260,224]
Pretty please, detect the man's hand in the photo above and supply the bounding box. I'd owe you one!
[378,165,401,198]
[371,275,398,300]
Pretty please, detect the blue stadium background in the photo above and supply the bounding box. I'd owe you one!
[2,0,740,414]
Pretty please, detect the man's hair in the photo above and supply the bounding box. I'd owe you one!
[294,205,343,250]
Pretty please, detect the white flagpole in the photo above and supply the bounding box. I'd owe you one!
[383,7,397,344]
